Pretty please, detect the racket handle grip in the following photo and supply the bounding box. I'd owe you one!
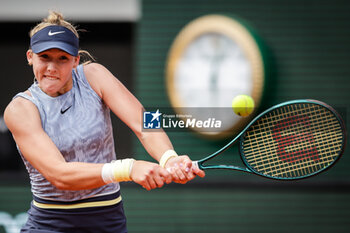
[192,161,199,170]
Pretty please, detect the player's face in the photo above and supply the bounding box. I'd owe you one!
[27,48,80,97]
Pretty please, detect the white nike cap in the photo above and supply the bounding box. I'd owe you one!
[30,25,79,56]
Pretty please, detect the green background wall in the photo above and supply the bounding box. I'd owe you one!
[134,0,350,180]
[129,0,350,232]
[1,185,350,233]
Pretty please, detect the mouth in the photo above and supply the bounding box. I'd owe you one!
[43,75,59,80]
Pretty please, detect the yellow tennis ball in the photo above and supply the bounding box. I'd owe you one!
[232,95,255,117]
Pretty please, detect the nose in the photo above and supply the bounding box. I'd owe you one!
[47,61,58,73]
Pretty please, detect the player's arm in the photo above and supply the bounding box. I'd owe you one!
[84,63,171,161]
[4,97,106,190]
[5,96,169,191]
[84,63,204,182]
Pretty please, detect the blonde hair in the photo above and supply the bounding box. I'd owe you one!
[29,11,95,64]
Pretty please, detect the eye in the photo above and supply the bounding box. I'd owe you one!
[59,55,69,61]
[39,54,49,59]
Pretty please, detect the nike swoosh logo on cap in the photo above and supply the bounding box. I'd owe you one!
[48,30,65,36]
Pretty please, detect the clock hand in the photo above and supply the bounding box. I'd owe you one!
[209,47,226,95]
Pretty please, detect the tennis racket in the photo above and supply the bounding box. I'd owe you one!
[192,99,347,180]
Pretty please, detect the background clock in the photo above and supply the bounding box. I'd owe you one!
[166,14,267,138]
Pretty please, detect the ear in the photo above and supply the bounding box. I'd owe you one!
[73,55,80,68]
[26,50,33,66]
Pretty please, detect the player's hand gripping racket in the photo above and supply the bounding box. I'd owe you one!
[192,99,346,180]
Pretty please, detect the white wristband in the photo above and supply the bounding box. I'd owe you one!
[101,162,114,183]
[101,159,135,183]
[159,149,178,168]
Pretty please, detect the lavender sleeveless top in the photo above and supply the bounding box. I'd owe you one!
[14,64,119,201]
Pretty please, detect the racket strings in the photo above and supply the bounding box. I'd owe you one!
[242,103,344,178]
[245,117,342,161]
[266,106,342,177]
[258,106,342,177]
[245,107,340,153]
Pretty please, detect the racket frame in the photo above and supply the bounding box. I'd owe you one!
[195,99,347,180]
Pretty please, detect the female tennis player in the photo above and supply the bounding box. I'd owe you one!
[4,11,205,232]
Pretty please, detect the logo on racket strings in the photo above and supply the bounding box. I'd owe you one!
[272,115,319,163]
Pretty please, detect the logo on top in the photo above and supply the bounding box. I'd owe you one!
[48,30,65,36]
[143,109,162,129]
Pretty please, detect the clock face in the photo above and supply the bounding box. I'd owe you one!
[166,15,266,138]
[175,33,252,108]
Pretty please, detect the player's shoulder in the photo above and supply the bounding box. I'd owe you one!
[5,91,34,113]
[83,62,109,75]
[83,62,119,98]
[81,63,106,98]
[4,92,39,131]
